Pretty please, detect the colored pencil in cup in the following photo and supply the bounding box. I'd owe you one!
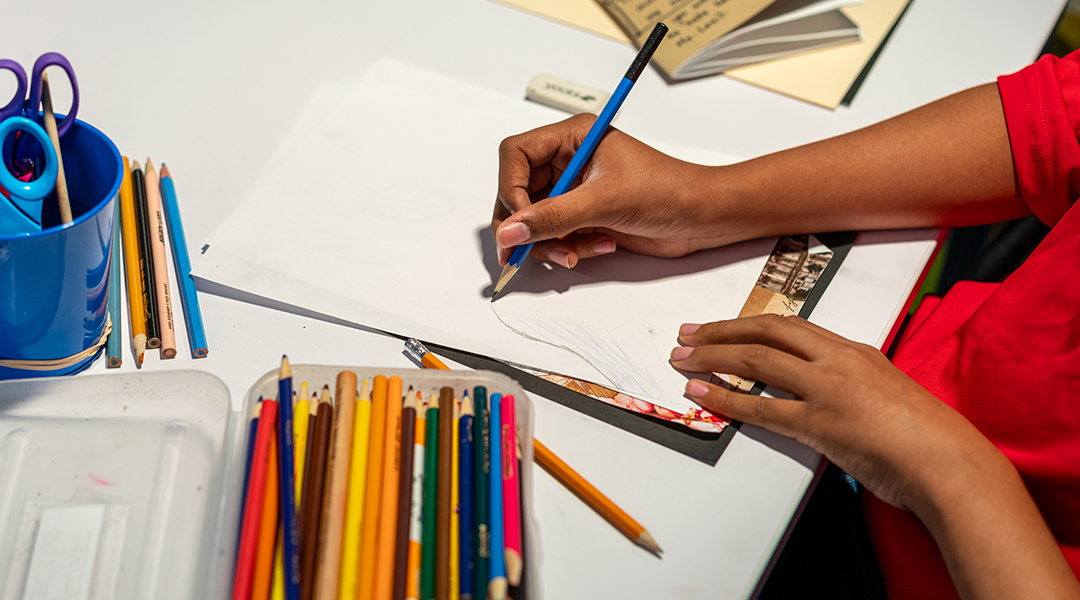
[499,395,522,587]
[459,393,474,600]
[313,370,357,600]
[472,387,489,600]
[277,359,301,600]
[358,375,389,600]
[232,398,278,600]
[299,387,332,600]
[39,72,71,224]
[492,22,669,299]
[394,389,419,600]
[106,198,123,367]
[130,161,160,349]
[405,391,427,600]
[487,394,507,600]
[373,376,404,600]
[340,379,372,600]
[420,393,440,600]
[143,160,176,359]
[159,164,208,358]
[118,156,147,364]
[534,439,662,557]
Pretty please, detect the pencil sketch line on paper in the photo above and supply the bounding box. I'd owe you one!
[491,303,667,400]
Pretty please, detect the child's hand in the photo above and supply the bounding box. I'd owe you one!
[670,314,999,513]
[492,114,733,268]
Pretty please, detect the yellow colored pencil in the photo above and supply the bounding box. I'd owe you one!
[450,398,460,600]
[357,376,390,600]
[340,379,372,600]
[271,528,285,600]
[294,382,311,502]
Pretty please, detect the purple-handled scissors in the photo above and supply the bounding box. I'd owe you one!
[0,52,80,136]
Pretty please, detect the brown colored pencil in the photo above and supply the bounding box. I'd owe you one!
[143,160,176,359]
[314,371,357,600]
[299,394,319,544]
[358,376,390,600]
[393,389,418,600]
[436,386,454,600]
[300,387,333,600]
[373,376,404,600]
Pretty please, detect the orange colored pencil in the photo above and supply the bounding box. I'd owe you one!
[357,376,389,600]
[252,423,280,600]
[118,156,147,364]
[373,376,404,600]
[232,399,279,600]
[534,439,662,556]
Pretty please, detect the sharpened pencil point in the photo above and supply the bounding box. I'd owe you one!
[280,355,292,380]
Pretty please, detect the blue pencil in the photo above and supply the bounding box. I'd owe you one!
[158,164,208,357]
[106,199,123,367]
[487,393,507,600]
[459,393,475,600]
[491,22,669,300]
[277,356,301,600]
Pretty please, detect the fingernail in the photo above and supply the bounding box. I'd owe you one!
[593,239,616,255]
[549,250,572,269]
[670,346,692,361]
[498,222,530,247]
[679,323,701,336]
[686,380,710,398]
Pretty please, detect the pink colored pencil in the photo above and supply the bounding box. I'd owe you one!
[500,395,522,587]
[232,398,279,600]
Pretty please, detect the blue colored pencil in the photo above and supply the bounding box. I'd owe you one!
[487,394,507,600]
[491,22,668,300]
[277,357,301,600]
[158,164,208,358]
[459,393,475,600]
[106,199,123,367]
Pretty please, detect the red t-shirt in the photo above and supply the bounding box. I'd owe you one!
[863,51,1080,598]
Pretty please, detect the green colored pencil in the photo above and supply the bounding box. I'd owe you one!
[420,393,441,600]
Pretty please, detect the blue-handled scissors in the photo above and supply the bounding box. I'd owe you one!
[0,117,58,235]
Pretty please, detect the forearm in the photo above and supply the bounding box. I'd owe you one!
[710,83,1029,242]
[913,439,1080,600]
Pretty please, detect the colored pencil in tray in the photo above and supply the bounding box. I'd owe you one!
[159,163,209,358]
[251,419,279,600]
[293,382,311,503]
[341,379,372,600]
[420,392,440,600]
[358,375,389,599]
[374,376,404,600]
[130,161,160,349]
[472,387,490,600]
[500,395,522,588]
[459,393,475,600]
[313,370,356,600]
[436,386,454,600]
[233,398,278,600]
[486,393,507,600]
[394,389,419,600]
[450,395,461,599]
[299,387,332,600]
[278,358,301,600]
[405,391,427,600]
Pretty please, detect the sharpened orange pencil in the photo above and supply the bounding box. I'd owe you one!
[252,425,280,600]
[118,156,147,364]
[357,376,389,600]
[373,376,404,600]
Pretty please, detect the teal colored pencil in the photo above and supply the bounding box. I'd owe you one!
[473,387,489,600]
[420,395,440,600]
[487,394,507,600]
[159,164,208,358]
[106,199,123,367]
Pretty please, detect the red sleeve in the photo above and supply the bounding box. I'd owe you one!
[997,51,1080,227]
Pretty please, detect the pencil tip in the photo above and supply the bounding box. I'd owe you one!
[131,160,141,171]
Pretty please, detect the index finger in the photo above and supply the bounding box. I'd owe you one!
[496,114,596,215]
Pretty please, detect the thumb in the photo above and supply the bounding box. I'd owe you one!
[495,189,599,248]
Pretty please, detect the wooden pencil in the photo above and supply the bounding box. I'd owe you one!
[299,394,318,544]
[373,376,404,600]
[272,530,286,600]
[500,396,522,587]
[486,394,506,600]
[39,72,71,224]
[436,386,454,600]
[534,439,662,557]
[313,371,357,600]
[252,422,280,600]
[158,163,209,357]
[238,400,262,555]
[405,391,427,600]
[106,198,123,367]
[393,389,418,600]
[472,388,489,600]
[118,156,147,364]
[458,394,475,600]
[300,387,332,600]
[340,379,372,600]
[278,358,302,600]
[420,393,440,600]
[143,160,176,359]
[293,382,311,502]
[357,375,389,600]
[130,161,160,349]
[232,399,278,600]
[450,396,461,600]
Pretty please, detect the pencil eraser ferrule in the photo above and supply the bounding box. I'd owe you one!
[525,75,610,116]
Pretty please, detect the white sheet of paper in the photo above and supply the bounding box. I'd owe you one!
[195,59,765,410]
[22,505,105,600]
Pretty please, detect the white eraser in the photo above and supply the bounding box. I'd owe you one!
[526,74,610,116]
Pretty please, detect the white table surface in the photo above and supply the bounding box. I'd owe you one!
[1,0,1066,598]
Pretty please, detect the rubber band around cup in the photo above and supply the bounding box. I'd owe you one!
[0,313,112,371]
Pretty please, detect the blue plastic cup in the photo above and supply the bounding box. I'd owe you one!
[0,116,123,378]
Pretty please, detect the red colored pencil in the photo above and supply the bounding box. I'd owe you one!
[232,398,279,600]
[500,395,522,587]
